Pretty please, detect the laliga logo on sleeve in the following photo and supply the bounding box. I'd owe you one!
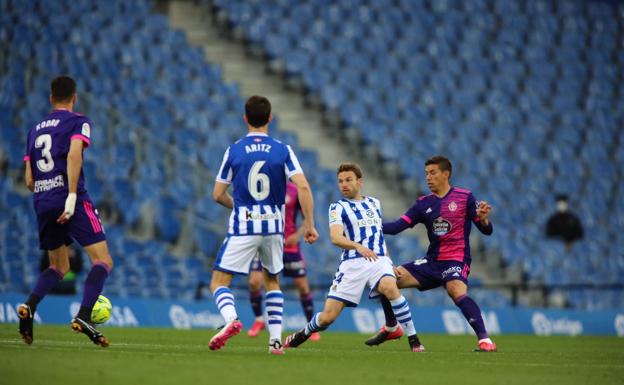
[448,201,457,212]
[81,123,91,138]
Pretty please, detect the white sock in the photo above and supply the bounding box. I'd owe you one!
[479,338,493,344]
[390,296,417,336]
[265,290,284,342]
[213,286,238,323]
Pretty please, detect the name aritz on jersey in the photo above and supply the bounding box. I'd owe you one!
[34,175,64,193]
[245,143,271,153]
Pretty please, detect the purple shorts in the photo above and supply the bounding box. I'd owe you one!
[36,199,106,250]
[401,258,470,291]
[248,251,306,278]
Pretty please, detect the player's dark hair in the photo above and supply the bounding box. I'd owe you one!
[50,75,76,103]
[245,95,271,128]
[425,156,452,177]
[337,163,363,179]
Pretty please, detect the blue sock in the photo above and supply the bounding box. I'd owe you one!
[214,286,238,323]
[304,313,328,335]
[265,290,284,341]
[390,296,417,336]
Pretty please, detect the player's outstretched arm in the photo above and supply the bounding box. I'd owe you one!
[57,139,83,224]
[329,224,377,261]
[382,217,412,235]
[212,181,234,209]
[24,160,34,192]
[290,173,318,244]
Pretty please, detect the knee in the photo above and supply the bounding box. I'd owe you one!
[446,284,467,302]
[52,264,70,277]
[249,276,262,292]
[377,278,400,300]
[94,255,113,271]
[249,280,262,292]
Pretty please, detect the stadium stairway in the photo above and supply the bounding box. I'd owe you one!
[166,0,410,219]
[164,0,502,287]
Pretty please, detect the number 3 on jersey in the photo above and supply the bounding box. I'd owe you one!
[35,134,54,172]
[248,160,270,200]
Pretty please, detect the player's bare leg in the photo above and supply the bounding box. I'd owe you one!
[71,241,113,347]
[247,269,265,337]
[285,298,344,348]
[446,280,496,352]
[19,245,70,344]
[293,276,319,341]
[209,270,242,350]
[366,268,422,347]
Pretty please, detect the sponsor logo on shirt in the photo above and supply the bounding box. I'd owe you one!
[34,175,65,193]
[356,217,382,228]
[365,209,375,218]
[244,210,280,221]
[426,207,432,214]
[432,217,452,236]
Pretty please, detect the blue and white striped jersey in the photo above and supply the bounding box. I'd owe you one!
[328,196,388,260]
[216,132,303,236]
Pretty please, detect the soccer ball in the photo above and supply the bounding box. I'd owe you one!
[91,295,112,324]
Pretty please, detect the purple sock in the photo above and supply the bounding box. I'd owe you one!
[455,295,489,340]
[300,292,314,322]
[250,290,263,318]
[77,263,109,320]
[380,295,398,327]
[27,267,64,311]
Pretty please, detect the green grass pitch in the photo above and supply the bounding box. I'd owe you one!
[1,324,623,385]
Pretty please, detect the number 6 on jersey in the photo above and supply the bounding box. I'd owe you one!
[248,160,270,200]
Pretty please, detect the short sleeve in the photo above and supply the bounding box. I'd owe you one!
[215,146,233,184]
[284,145,303,178]
[70,118,92,148]
[328,202,344,226]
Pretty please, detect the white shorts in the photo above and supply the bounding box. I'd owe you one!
[215,234,284,275]
[327,256,395,307]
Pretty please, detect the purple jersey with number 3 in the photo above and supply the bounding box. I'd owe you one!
[24,109,92,213]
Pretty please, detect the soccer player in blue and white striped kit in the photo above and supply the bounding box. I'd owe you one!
[285,163,424,352]
[209,95,318,354]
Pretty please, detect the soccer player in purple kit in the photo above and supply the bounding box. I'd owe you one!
[365,156,497,352]
[18,76,113,347]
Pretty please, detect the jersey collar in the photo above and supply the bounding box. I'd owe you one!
[246,132,268,137]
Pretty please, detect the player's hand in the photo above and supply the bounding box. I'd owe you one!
[356,245,378,261]
[476,201,492,224]
[56,192,77,224]
[393,266,403,279]
[304,226,319,244]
